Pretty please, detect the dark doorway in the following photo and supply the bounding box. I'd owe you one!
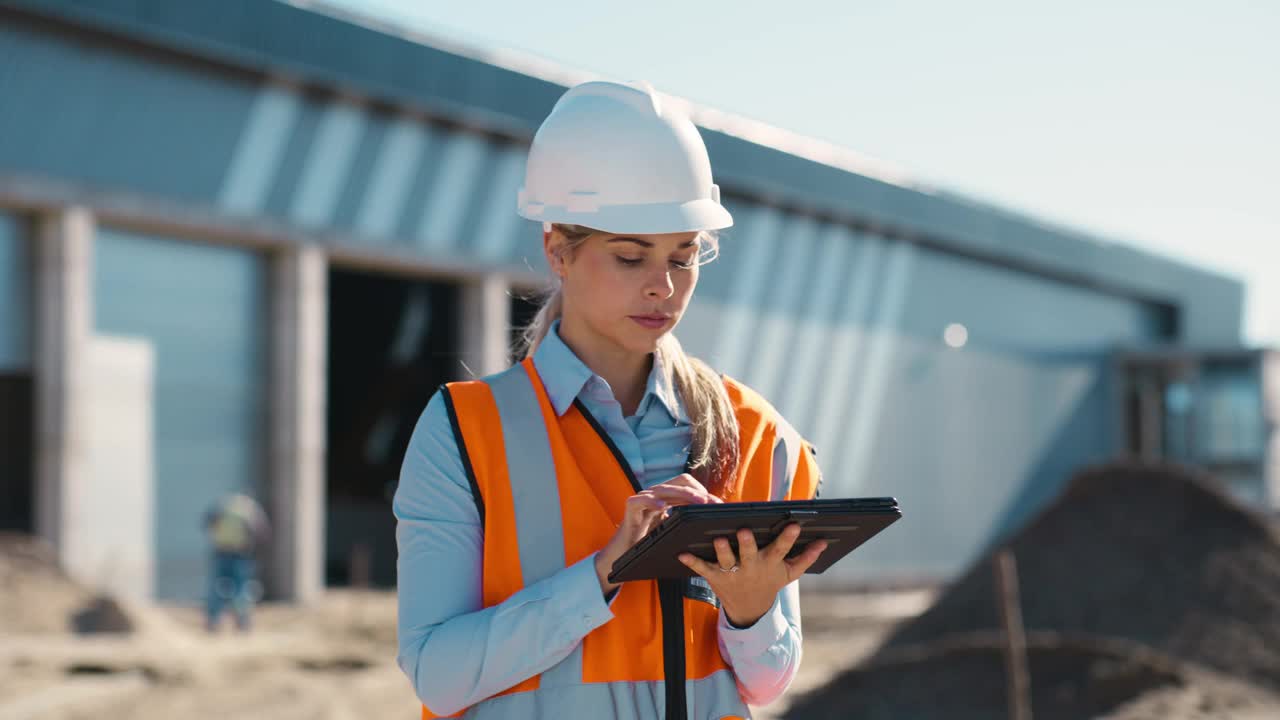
[0,373,34,532]
[326,269,461,587]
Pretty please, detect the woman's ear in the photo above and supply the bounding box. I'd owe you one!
[543,229,566,279]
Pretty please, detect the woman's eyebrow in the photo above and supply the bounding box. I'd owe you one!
[605,237,698,249]
[607,237,653,248]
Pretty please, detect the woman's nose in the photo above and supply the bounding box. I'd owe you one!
[645,272,675,299]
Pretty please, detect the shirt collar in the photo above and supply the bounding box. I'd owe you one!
[531,320,686,422]
[642,343,685,423]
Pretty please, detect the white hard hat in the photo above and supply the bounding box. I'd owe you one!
[517,80,733,235]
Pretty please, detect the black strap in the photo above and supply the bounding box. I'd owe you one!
[440,385,485,530]
[658,577,688,720]
[576,398,688,719]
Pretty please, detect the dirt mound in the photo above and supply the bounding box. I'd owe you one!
[785,631,1280,720]
[880,461,1280,690]
[0,533,102,635]
[790,461,1280,718]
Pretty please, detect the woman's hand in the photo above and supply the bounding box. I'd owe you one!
[678,524,827,628]
[594,474,722,595]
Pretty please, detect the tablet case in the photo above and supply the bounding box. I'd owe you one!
[609,497,901,583]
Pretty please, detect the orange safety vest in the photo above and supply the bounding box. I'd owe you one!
[424,358,821,719]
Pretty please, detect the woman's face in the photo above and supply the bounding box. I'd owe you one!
[549,229,702,355]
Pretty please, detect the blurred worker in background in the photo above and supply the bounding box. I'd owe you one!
[204,492,271,633]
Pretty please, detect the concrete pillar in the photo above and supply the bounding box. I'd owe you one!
[459,273,513,378]
[268,244,327,602]
[1136,375,1163,462]
[1264,351,1280,511]
[33,207,93,562]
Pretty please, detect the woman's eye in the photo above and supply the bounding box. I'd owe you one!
[670,258,696,270]
[616,256,643,267]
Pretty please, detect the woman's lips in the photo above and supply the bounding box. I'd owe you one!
[630,315,670,329]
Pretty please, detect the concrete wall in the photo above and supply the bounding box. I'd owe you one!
[74,334,155,602]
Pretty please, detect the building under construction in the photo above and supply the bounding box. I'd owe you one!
[0,0,1272,603]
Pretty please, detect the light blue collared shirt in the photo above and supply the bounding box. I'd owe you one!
[394,322,804,715]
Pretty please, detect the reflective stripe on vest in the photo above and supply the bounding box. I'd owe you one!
[424,358,820,719]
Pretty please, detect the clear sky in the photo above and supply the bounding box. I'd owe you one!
[312,0,1278,346]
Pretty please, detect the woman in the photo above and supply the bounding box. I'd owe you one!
[395,80,827,720]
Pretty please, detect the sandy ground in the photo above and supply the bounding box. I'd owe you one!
[0,587,929,720]
[5,584,1280,719]
[1,591,418,720]
[12,465,1280,718]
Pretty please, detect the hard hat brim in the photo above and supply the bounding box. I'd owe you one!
[519,198,733,236]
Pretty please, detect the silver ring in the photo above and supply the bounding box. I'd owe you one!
[718,564,739,573]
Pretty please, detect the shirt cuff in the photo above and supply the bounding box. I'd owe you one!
[554,553,617,637]
[718,594,788,658]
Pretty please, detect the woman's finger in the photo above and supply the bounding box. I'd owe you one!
[713,536,738,570]
[677,552,719,580]
[648,485,714,506]
[666,473,703,490]
[783,539,829,582]
[661,474,722,502]
[647,485,698,500]
[623,495,666,526]
[642,514,665,536]
[626,493,665,512]
[643,503,670,531]
[765,524,803,562]
[736,528,759,565]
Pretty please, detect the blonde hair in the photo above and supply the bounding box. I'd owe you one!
[518,224,740,497]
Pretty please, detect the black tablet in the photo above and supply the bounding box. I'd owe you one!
[608,497,901,583]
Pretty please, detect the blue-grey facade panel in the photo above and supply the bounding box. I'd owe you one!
[327,110,393,231]
[0,0,564,135]
[683,235,1159,582]
[0,21,546,268]
[0,211,30,372]
[0,21,257,206]
[94,227,267,600]
[0,1,1245,343]
[699,130,1244,345]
